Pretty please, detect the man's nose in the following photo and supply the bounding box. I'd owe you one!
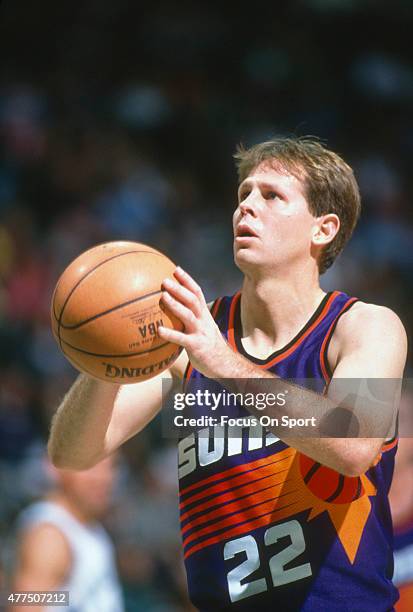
[239,192,259,217]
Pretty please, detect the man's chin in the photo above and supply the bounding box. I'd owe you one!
[234,248,262,271]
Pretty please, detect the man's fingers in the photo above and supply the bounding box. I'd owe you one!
[157,325,188,347]
[173,267,205,303]
[162,278,201,316]
[161,292,196,328]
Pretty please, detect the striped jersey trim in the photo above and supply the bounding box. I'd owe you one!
[228,291,340,368]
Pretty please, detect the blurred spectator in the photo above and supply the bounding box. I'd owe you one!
[10,456,124,612]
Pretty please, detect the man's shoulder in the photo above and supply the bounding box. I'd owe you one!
[327,299,407,374]
[335,300,406,341]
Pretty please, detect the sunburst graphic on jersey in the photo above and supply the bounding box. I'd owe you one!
[297,452,377,563]
[180,446,377,563]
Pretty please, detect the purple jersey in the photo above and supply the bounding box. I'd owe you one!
[178,291,398,611]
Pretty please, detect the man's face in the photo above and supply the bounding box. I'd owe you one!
[233,161,319,275]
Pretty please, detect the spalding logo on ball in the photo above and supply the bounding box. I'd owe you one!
[51,241,183,383]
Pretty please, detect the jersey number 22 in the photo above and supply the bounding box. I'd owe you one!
[224,519,312,603]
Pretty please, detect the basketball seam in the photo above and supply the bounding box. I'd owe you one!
[59,343,98,378]
[59,336,172,358]
[55,249,166,351]
[60,289,163,330]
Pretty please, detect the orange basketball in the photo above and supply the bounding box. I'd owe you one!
[51,241,183,383]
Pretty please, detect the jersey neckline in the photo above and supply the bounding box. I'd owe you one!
[231,290,337,366]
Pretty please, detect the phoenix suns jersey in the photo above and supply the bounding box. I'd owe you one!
[178,291,398,611]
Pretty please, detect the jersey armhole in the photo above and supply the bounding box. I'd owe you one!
[320,298,398,449]
[320,297,359,384]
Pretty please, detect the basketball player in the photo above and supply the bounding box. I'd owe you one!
[48,138,407,611]
[11,456,124,611]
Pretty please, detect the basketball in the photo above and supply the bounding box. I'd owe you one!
[51,241,183,383]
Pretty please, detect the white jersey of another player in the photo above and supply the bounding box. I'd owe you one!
[18,501,124,612]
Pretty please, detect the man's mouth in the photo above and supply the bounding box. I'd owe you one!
[235,225,258,238]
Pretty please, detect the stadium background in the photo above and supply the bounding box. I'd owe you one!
[0,1,412,610]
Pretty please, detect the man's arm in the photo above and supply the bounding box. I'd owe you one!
[48,349,188,470]
[158,268,407,476]
[10,524,71,612]
[284,302,407,474]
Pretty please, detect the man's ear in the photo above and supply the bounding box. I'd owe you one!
[312,214,340,247]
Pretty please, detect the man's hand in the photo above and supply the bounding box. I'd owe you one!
[158,267,232,378]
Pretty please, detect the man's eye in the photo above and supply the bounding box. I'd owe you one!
[239,191,250,201]
[267,191,278,200]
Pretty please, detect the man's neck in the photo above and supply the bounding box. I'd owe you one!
[47,492,93,525]
[240,271,326,359]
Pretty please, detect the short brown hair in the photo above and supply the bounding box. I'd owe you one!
[234,136,361,274]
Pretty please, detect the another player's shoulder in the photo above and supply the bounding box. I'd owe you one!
[17,521,71,579]
[334,300,407,348]
[20,521,70,551]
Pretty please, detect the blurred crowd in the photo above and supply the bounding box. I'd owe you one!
[0,1,412,609]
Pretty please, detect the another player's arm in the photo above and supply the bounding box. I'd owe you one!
[9,524,71,612]
[158,268,407,476]
[48,349,188,470]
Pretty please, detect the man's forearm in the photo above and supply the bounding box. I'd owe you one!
[48,374,120,470]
